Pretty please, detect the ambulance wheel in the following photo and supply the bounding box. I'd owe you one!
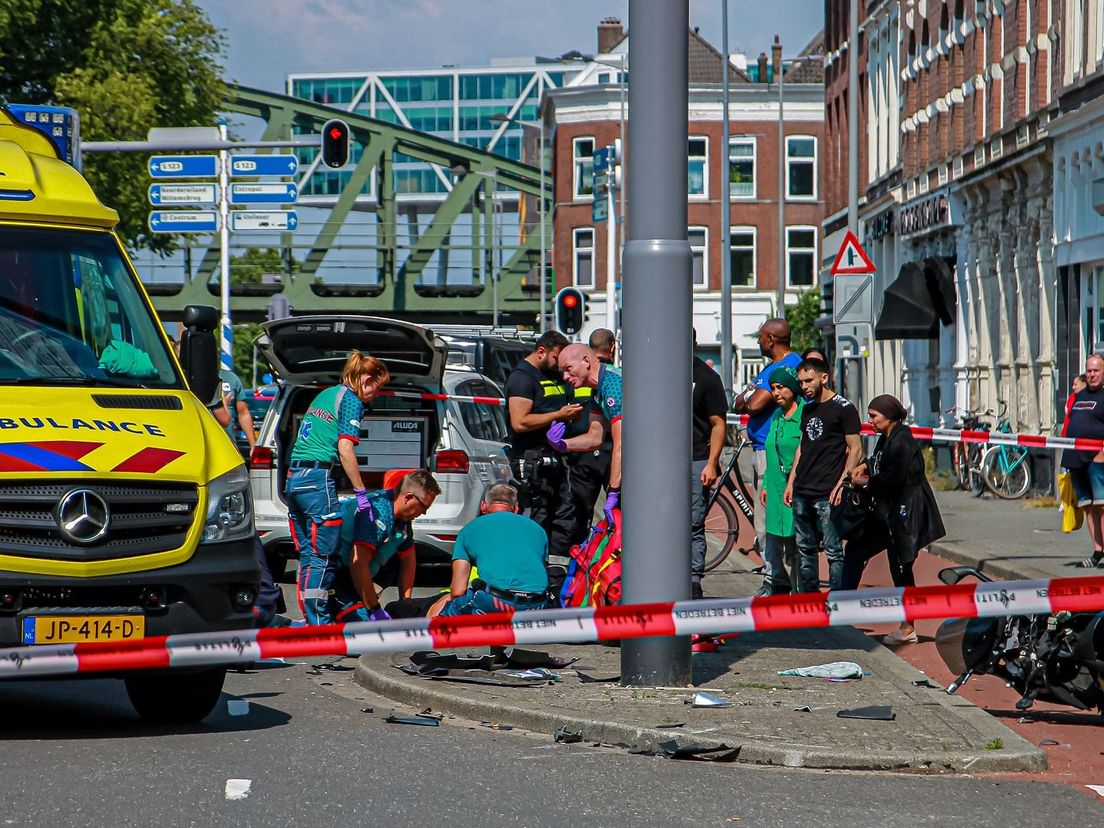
[125,667,227,724]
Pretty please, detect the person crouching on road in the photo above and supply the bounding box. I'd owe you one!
[848,395,946,646]
[757,365,805,596]
[440,482,550,615]
[286,351,390,625]
[330,470,440,623]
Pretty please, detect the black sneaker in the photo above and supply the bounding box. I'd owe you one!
[691,581,704,600]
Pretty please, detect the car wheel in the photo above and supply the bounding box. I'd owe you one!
[125,667,227,724]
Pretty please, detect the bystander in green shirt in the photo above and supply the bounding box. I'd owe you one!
[763,399,804,537]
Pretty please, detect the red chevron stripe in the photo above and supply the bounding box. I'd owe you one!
[30,441,103,460]
[111,447,185,474]
[0,453,43,472]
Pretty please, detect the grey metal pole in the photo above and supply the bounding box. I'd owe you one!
[719,0,733,398]
[619,54,627,281]
[621,0,692,687]
[539,118,547,332]
[777,60,786,316]
[848,0,859,235]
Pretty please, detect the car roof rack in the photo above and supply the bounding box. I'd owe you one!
[430,324,536,342]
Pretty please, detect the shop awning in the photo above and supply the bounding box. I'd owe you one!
[874,257,956,340]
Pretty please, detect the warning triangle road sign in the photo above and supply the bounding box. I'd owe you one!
[830,230,877,276]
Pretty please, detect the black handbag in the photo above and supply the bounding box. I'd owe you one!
[831,481,876,541]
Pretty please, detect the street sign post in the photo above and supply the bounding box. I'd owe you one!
[830,229,877,276]
[229,183,298,205]
[592,146,610,224]
[148,210,219,234]
[148,155,218,179]
[832,274,875,325]
[229,155,299,177]
[148,183,218,206]
[230,210,299,232]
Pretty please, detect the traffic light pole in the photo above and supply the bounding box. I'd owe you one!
[620,0,692,687]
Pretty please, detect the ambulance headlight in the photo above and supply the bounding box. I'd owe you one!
[203,466,254,542]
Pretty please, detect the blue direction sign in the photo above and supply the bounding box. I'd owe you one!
[148,210,219,234]
[229,183,298,205]
[148,155,218,179]
[592,146,610,173]
[229,155,298,177]
[230,210,298,232]
[148,183,218,207]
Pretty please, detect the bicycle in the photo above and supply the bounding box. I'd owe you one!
[701,430,757,572]
[980,402,1032,499]
[946,405,990,497]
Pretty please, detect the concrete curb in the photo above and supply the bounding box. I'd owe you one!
[355,654,1045,773]
[928,540,1054,583]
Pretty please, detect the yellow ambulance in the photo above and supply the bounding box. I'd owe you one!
[0,106,259,722]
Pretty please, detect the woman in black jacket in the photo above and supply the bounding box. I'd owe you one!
[850,394,946,646]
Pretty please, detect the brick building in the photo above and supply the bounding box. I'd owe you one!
[542,20,825,381]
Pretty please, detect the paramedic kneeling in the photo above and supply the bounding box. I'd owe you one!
[440,482,549,616]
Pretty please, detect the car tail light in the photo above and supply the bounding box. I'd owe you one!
[435,449,470,474]
[250,446,274,470]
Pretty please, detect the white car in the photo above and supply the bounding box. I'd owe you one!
[248,315,509,574]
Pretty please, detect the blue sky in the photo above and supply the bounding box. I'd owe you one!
[197,0,825,89]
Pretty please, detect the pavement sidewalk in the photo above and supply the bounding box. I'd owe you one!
[930,490,1091,581]
[355,560,1043,773]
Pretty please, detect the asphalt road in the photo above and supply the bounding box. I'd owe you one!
[2,644,1102,827]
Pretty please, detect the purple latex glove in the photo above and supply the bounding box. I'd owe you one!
[546,420,568,453]
[603,488,620,525]
[354,488,372,512]
[368,606,391,622]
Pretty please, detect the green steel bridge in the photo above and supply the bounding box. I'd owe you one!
[146,85,549,324]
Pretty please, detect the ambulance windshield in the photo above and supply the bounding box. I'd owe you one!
[0,226,181,388]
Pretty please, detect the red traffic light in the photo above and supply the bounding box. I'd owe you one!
[329,126,345,140]
[320,118,350,169]
[562,293,578,309]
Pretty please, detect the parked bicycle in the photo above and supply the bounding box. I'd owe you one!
[946,405,990,497]
[979,402,1032,499]
[701,429,757,572]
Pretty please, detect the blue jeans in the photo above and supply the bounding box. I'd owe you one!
[690,459,709,582]
[791,494,844,592]
[285,467,341,625]
[439,588,548,616]
[763,533,797,593]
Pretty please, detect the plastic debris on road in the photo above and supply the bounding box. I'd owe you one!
[554,726,583,743]
[837,705,895,721]
[658,740,740,762]
[227,699,250,716]
[778,661,864,680]
[384,714,439,727]
[224,779,252,801]
[686,691,730,708]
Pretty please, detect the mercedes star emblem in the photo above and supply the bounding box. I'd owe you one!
[55,489,110,545]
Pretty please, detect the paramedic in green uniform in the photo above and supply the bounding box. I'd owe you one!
[286,351,390,625]
[758,365,805,595]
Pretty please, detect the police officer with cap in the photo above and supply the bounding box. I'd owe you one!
[504,331,582,560]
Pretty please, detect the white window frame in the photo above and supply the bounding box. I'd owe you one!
[785,135,818,201]
[689,226,709,289]
[728,137,756,199]
[687,136,709,200]
[573,227,595,289]
[573,136,595,201]
[729,226,757,288]
[785,225,818,289]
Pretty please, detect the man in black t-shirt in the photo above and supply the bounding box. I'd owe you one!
[691,340,728,599]
[783,358,863,591]
[505,330,582,560]
[1062,355,1104,568]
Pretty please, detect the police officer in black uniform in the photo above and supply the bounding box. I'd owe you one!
[504,331,582,560]
[566,329,616,543]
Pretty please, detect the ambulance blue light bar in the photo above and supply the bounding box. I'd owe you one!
[5,105,82,171]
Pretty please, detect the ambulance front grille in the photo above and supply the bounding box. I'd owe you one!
[0,481,199,561]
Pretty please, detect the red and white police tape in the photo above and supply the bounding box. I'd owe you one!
[381,389,1104,453]
[3,575,1102,679]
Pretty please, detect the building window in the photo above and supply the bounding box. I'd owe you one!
[730,227,756,287]
[689,227,708,288]
[729,137,756,198]
[786,136,817,199]
[786,227,817,288]
[573,228,594,288]
[688,137,708,198]
[573,137,594,199]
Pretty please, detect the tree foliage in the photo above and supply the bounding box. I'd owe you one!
[785,289,823,355]
[228,248,298,383]
[0,0,225,255]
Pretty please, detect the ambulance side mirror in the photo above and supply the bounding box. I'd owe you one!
[180,304,220,407]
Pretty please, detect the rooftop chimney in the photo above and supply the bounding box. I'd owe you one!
[598,17,625,55]
[772,35,783,83]
[758,52,769,84]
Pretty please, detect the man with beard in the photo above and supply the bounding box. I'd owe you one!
[505,331,582,560]
[732,319,801,583]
